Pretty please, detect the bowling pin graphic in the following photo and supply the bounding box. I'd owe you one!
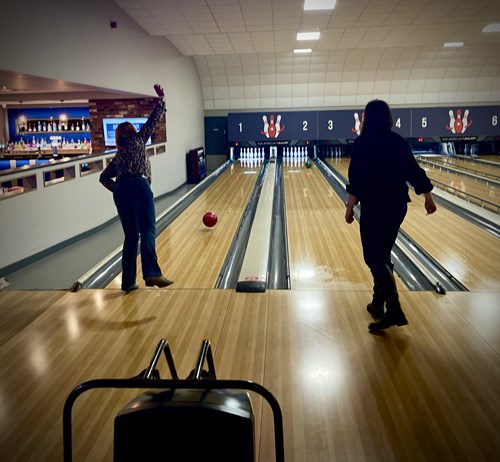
[274,114,284,138]
[454,110,463,134]
[275,115,281,138]
[261,115,269,138]
[352,113,361,135]
[268,115,276,138]
[447,110,456,133]
[462,109,472,133]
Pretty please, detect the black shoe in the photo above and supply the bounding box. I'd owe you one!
[367,303,384,319]
[145,276,173,288]
[368,312,408,331]
[122,284,139,294]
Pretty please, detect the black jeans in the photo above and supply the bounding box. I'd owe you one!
[113,177,162,288]
[359,201,407,311]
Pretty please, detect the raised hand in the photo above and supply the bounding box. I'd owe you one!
[154,84,164,98]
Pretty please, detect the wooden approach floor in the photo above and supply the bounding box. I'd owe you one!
[1,288,499,461]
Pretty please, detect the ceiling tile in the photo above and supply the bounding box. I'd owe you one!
[105,0,500,110]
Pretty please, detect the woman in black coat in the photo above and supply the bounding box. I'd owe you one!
[345,100,437,331]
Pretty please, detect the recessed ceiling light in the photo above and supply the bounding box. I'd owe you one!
[482,23,500,32]
[297,31,320,41]
[304,0,336,11]
[444,42,464,47]
[294,48,312,54]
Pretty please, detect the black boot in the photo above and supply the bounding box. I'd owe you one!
[367,283,384,319]
[368,310,408,331]
[368,265,408,331]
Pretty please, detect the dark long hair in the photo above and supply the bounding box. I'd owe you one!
[115,122,137,148]
[360,99,393,136]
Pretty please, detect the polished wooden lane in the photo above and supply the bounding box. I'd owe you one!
[419,165,499,210]
[1,288,499,461]
[474,155,500,163]
[431,156,500,179]
[329,158,500,291]
[0,290,66,346]
[107,161,261,289]
[283,160,375,290]
[403,189,500,291]
[0,289,233,461]
[260,290,500,461]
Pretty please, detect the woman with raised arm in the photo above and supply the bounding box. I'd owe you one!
[100,84,173,293]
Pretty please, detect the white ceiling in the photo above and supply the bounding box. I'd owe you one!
[115,0,500,109]
[2,0,499,110]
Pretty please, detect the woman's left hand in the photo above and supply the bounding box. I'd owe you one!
[424,194,437,215]
[154,84,165,98]
[345,206,355,224]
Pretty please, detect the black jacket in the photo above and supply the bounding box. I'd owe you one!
[346,131,433,204]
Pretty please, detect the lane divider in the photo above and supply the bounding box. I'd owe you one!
[235,161,277,292]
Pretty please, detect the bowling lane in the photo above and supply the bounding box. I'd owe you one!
[435,156,500,179]
[403,189,500,291]
[421,167,499,211]
[475,155,500,163]
[107,161,262,289]
[329,158,500,291]
[283,159,374,290]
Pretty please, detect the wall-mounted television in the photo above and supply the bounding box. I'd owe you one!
[102,117,151,147]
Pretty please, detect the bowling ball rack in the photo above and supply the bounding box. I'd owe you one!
[63,339,284,461]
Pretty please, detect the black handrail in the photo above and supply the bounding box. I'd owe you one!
[63,378,284,462]
[63,339,285,461]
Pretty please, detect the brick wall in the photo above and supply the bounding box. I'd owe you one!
[89,98,166,154]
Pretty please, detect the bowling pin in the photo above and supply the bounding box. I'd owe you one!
[353,113,361,135]
[262,116,269,138]
[462,109,469,133]
[455,110,463,134]
[275,115,281,138]
[448,110,456,134]
[268,115,276,138]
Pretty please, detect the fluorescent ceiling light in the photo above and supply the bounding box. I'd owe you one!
[297,31,320,41]
[294,48,312,53]
[304,0,336,11]
[444,42,464,47]
[482,23,500,32]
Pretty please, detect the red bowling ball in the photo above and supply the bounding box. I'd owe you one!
[202,212,218,228]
